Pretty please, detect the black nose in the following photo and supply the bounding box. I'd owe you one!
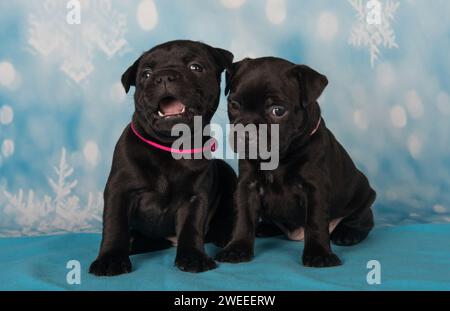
[154,70,179,85]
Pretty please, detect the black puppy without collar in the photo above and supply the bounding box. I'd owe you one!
[216,57,376,267]
[89,40,236,276]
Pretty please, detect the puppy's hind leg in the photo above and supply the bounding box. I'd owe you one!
[331,184,376,246]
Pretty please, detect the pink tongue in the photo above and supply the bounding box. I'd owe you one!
[159,99,185,116]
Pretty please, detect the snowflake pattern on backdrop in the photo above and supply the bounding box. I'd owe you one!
[28,0,128,82]
[1,149,103,236]
[0,105,15,166]
[348,0,399,67]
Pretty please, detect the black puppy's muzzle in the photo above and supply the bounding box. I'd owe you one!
[152,69,181,87]
[146,69,189,119]
[230,117,259,156]
[230,112,277,158]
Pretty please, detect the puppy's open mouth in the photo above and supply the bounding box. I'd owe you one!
[157,96,186,118]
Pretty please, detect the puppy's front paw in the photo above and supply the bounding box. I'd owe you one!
[89,254,132,276]
[302,252,342,268]
[215,240,254,263]
[175,249,217,273]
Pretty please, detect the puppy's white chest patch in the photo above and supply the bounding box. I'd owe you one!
[277,218,343,241]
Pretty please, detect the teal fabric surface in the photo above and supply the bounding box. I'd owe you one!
[0,224,449,291]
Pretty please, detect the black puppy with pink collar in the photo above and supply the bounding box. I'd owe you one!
[89,40,237,276]
[216,57,376,267]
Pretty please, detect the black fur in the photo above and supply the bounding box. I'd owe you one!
[89,40,236,276]
[216,57,376,267]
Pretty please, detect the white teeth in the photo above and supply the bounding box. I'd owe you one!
[157,107,185,118]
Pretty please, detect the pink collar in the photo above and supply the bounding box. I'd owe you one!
[310,117,322,136]
[130,122,217,154]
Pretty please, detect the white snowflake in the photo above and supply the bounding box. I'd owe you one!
[1,148,103,236]
[348,0,399,67]
[27,0,128,82]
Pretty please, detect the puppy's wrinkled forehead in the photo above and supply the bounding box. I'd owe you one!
[230,58,299,99]
[140,42,217,70]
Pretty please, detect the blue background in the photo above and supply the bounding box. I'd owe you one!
[1,0,450,236]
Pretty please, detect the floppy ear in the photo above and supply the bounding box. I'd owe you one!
[224,64,235,96]
[224,58,250,96]
[293,65,328,107]
[210,47,234,72]
[121,57,141,94]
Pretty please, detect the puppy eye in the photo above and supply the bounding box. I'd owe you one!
[271,106,286,117]
[143,68,153,79]
[229,100,241,111]
[189,63,203,72]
